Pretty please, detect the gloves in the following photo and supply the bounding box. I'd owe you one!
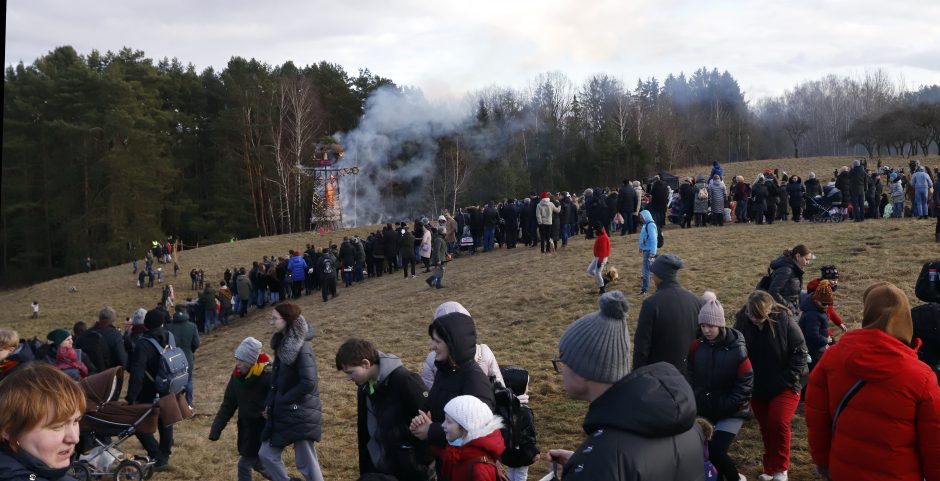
[208,432,220,441]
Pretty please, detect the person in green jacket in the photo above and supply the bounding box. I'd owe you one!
[426,228,448,289]
[167,304,200,406]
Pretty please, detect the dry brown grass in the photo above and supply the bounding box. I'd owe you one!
[2,156,938,481]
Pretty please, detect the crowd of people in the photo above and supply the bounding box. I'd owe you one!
[2,158,940,481]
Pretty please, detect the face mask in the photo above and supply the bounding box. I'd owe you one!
[448,436,466,447]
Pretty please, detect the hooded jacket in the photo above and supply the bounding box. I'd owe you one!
[592,227,610,259]
[688,327,753,423]
[399,231,417,261]
[287,254,306,282]
[236,274,252,300]
[733,309,807,400]
[638,210,657,255]
[562,363,704,481]
[425,313,496,448]
[767,255,804,313]
[357,353,433,479]
[166,311,200,371]
[799,294,829,355]
[0,341,34,382]
[694,179,710,213]
[633,278,702,374]
[536,197,560,225]
[209,359,273,457]
[263,316,322,447]
[430,429,505,481]
[806,329,940,481]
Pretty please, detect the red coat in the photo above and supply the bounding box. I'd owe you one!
[806,328,940,481]
[431,430,505,481]
[593,229,610,259]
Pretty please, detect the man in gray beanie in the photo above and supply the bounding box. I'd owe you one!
[547,291,703,480]
[634,253,704,375]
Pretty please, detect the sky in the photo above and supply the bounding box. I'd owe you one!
[6,0,940,102]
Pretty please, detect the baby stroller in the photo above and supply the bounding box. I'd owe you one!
[69,367,160,480]
[806,190,845,223]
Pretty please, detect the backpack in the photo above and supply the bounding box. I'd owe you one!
[144,332,189,396]
[697,186,709,200]
[756,266,773,291]
[492,376,538,468]
[80,329,109,372]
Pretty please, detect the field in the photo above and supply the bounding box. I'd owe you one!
[2,155,937,481]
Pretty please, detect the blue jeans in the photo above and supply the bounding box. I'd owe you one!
[736,199,748,222]
[483,226,495,252]
[269,290,280,304]
[851,193,865,221]
[254,288,265,306]
[203,309,218,333]
[561,224,571,246]
[914,188,929,217]
[185,370,194,406]
[641,253,653,292]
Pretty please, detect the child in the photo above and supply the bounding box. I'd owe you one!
[500,367,539,481]
[208,337,272,481]
[30,301,39,319]
[806,265,848,338]
[696,418,719,480]
[421,395,506,481]
[156,267,163,284]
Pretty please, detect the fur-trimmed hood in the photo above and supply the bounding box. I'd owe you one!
[273,315,314,365]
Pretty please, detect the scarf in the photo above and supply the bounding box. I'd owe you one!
[234,352,270,386]
[0,359,18,377]
[55,346,88,379]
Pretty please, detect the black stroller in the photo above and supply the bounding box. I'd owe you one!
[68,367,160,480]
[805,189,845,223]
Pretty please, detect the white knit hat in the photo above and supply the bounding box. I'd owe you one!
[444,395,504,444]
[131,307,148,325]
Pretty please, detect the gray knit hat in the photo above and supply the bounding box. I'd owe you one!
[558,291,631,383]
[131,308,148,325]
[698,291,726,327]
[235,337,263,363]
[650,253,683,283]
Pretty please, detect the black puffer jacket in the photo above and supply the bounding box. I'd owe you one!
[767,255,804,313]
[562,363,704,481]
[424,312,495,448]
[734,308,808,400]
[687,328,753,423]
[263,316,322,447]
[126,327,172,404]
[0,445,77,481]
[913,260,940,383]
[357,353,433,479]
[209,363,273,457]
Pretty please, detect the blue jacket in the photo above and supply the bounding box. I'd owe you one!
[798,293,829,354]
[638,210,658,255]
[287,255,306,282]
[710,161,723,181]
[911,170,934,190]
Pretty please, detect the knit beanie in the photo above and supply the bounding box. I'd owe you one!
[650,254,683,283]
[540,192,549,199]
[434,301,470,320]
[862,282,913,345]
[131,308,147,326]
[697,291,726,327]
[47,328,70,350]
[820,265,839,280]
[143,309,166,330]
[444,395,503,443]
[812,280,835,306]
[235,337,263,364]
[558,291,631,383]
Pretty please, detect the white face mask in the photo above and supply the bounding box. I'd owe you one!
[448,436,466,447]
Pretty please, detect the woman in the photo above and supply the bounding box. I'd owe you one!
[766,245,813,315]
[410,308,495,470]
[0,362,85,481]
[708,175,727,226]
[688,292,753,481]
[806,282,940,481]
[45,328,88,381]
[420,302,504,390]
[587,225,610,294]
[734,291,808,481]
[786,176,805,222]
[259,303,324,481]
[693,175,710,227]
[419,220,432,272]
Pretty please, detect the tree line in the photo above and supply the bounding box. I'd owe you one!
[3,46,938,282]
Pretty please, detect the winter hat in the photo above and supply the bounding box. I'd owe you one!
[438,215,446,222]
[558,291,631,383]
[131,308,147,326]
[813,280,834,306]
[540,192,549,199]
[862,282,913,345]
[698,291,726,327]
[890,172,898,181]
[434,301,470,320]
[235,337,263,364]
[853,159,861,167]
[143,309,166,330]
[47,328,70,350]
[443,395,503,443]
[820,265,839,280]
[650,254,684,284]
[809,172,816,179]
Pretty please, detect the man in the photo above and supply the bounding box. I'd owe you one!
[547,291,703,480]
[482,201,500,252]
[911,166,934,219]
[317,247,338,302]
[236,268,252,316]
[617,179,638,235]
[499,200,518,249]
[78,306,129,371]
[287,250,306,298]
[849,159,868,222]
[126,309,176,470]
[167,304,200,407]
[680,177,696,228]
[637,210,658,295]
[335,338,432,480]
[633,253,704,375]
[650,175,669,228]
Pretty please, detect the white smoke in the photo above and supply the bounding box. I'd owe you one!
[334,86,467,227]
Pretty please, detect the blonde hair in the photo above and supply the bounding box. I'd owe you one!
[746,290,790,337]
[0,362,85,451]
[0,328,19,349]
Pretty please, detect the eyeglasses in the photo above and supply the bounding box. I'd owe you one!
[551,358,565,374]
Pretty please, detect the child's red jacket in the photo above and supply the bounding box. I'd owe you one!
[431,430,505,481]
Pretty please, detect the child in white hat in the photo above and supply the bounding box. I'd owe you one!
[420,395,506,481]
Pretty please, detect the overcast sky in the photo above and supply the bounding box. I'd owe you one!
[6,0,940,101]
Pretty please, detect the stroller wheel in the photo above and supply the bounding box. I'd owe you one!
[68,461,91,481]
[114,460,143,481]
[832,213,844,223]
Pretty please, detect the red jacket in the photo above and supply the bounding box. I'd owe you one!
[593,228,610,259]
[806,328,940,481]
[431,430,505,481]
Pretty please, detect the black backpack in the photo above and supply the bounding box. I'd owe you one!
[79,329,109,372]
[756,266,773,291]
[493,368,538,468]
[145,332,189,396]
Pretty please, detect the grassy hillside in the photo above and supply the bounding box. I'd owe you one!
[1,158,937,481]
